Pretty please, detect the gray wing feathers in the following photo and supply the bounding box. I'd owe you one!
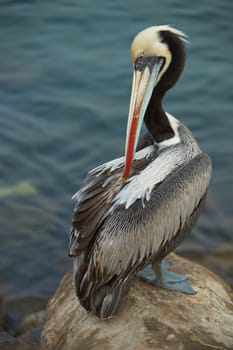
[74,255,130,319]
[71,152,211,319]
[69,147,154,257]
[69,169,123,256]
[91,153,211,279]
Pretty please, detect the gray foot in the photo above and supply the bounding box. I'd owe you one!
[137,260,196,295]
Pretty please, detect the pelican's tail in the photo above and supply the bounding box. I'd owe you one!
[73,257,128,320]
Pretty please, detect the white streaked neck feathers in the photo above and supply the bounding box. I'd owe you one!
[157,113,180,149]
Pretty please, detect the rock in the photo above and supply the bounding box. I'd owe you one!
[41,253,233,350]
[17,310,46,335]
[0,329,40,350]
[0,296,47,350]
[17,326,42,350]
[5,295,48,334]
[0,332,16,350]
[0,296,5,331]
[0,312,45,350]
[200,242,233,288]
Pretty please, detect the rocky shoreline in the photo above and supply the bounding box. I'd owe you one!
[41,253,233,350]
[0,295,48,350]
[1,253,233,350]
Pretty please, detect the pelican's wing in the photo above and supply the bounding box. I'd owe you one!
[69,165,123,256]
[69,144,155,257]
[74,152,211,320]
[85,153,212,283]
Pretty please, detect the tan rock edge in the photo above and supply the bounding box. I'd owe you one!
[41,253,233,350]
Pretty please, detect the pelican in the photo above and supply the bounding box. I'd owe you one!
[68,25,212,320]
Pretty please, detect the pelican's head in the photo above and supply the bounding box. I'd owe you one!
[123,25,187,181]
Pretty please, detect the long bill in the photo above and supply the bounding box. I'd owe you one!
[123,57,164,181]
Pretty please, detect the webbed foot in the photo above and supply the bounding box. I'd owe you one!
[137,260,196,295]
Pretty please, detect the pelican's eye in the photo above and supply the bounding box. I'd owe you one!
[135,55,149,71]
[138,52,144,59]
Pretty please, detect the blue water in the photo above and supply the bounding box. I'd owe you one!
[0,0,232,296]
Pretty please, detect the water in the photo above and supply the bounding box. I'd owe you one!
[0,0,232,297]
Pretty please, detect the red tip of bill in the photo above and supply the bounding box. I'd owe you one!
[123,117,138,182]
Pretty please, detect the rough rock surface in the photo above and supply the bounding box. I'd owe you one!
[41,253,233,350]
[0,295,47,350]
